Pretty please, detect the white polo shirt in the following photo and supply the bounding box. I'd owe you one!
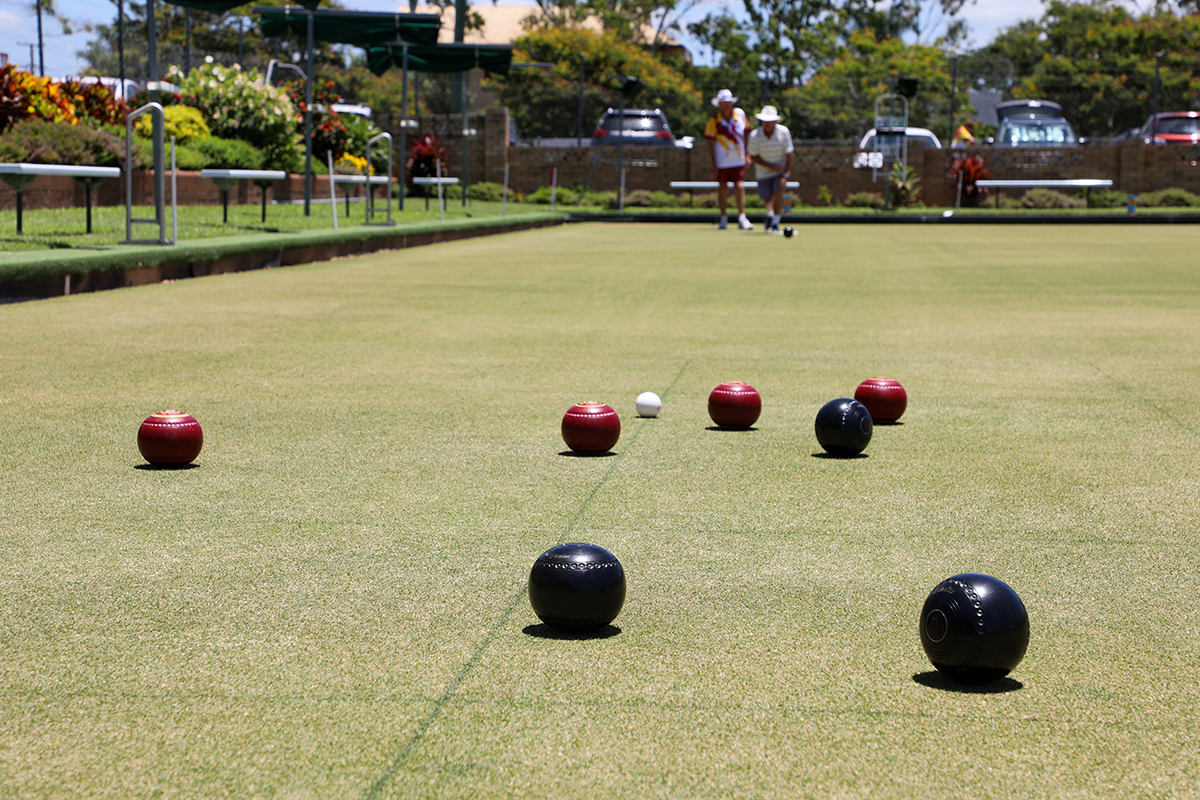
[748,124,794,180]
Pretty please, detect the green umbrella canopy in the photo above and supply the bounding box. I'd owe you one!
[366,42,513,77]
[255,6,441,47]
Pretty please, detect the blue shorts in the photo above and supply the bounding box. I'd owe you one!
[756,174,787,201]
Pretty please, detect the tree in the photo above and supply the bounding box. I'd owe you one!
[687,0,972,109]
[972,0,1200,136]
[784,31,969,140]
[484,26,705,138]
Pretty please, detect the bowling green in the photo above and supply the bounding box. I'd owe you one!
[0,223,1197,798]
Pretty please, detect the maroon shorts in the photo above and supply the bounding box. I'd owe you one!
[715,166,745,184]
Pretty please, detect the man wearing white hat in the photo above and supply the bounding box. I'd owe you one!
[703,88,753,230]
[747,105,794,234]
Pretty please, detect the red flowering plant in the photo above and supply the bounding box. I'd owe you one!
[947,153,992,207]
[286,79,348,164]
[406,135,447,193]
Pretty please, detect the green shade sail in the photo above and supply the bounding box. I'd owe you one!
[255,6,441,47]
[366,42,513,77]
[170,0,321,12]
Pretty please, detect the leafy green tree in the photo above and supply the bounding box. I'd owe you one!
[484,26,705,138]
[784,31,968,140]
[972,0,1200,136]
[688,0,971,110]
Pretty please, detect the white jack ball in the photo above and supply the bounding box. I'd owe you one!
[635,391,662,418]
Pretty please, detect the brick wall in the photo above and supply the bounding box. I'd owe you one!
[5,118,1198,213]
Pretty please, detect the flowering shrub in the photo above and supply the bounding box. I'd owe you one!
[0,67,134,133]
[335,153,370,175]
[167,62,301,172]
[135,104,211,143]
[406,135,447,192]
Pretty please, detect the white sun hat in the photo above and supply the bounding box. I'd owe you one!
[711,88,737,106]
[755,105,782,122]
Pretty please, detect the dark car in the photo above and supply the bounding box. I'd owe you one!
[592,108,675,146]
[1136,111,1200,145]
[989,99,1084,147]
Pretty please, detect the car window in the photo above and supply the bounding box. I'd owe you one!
[600,115,666,133]
[862,134,937,149]
[999,121,1075,145]
[1157,118,1200,135]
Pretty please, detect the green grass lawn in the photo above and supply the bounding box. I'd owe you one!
[1,223,1198,798]
[0,197,549,253]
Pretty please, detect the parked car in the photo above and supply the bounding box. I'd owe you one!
[1136,111,1200,145]
[592,108,675,146]
[988,99,1084,146]
[858,127,943,151]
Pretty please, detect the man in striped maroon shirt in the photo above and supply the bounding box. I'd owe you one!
[704,89,753,230]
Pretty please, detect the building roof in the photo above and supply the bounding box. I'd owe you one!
[412,4,686,57]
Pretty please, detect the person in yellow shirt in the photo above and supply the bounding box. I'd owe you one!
[703,89,753,230]
[952,119,976,148]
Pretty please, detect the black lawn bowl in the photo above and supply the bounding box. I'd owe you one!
[528,543,626,633]
[920,573,1030,685]
[783,226,794,238]
[814,398,873,456]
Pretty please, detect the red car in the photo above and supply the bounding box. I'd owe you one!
[1138,111,1200,145]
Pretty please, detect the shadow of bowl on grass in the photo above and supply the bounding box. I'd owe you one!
[557,450,617,458]
[874,420,905,427]
[810,452,869,460]
[522,623,622,640]
[911,671,1024,694]
[705,426,758,432]
[134,462,201,471]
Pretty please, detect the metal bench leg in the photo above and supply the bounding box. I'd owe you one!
[222,188,229,224]
[16,190,23,234]
[86,187,94,234]
[262,186,268,223]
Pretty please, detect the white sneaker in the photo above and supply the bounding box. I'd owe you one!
[768,227,784,235]
[738,215,753,230]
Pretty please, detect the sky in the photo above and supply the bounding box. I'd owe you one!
[0,0,1052,79]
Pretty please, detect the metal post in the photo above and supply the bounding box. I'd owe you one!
[577,54,585,146]
[1153,51,1163,138]
[550,167,557,211]
[185,10,192,76]
[118,0,125,89]
[398,44,409,212]
[305,11,314,216]
[171,137,177,245]
[461,72,468,208]
[616,88,624,212]
[949,55,958,147]
[238,17,244,65]
[35,0,43,76]
[502,163,509,216]
[328,151,338,230]
[147,0,162,216]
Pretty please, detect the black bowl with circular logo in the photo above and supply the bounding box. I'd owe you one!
[920,573,1030,684]
[814,398,873,456]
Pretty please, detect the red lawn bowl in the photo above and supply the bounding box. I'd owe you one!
[138,411,204,467]
[854,378,908,423]
[561,402,621,453]
[708,382,762,429]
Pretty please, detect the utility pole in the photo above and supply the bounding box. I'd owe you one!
[35,0,44,76]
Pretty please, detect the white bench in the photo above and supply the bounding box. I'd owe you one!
[975,179,1114,209]
[670,180,801,208]
[669,181,801,190]
[331,174,392,215]
[0,163,121,234]
[412,177,460,222]
[200,169,288,223]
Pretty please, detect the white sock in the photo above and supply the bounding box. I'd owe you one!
[771,214,780,228]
